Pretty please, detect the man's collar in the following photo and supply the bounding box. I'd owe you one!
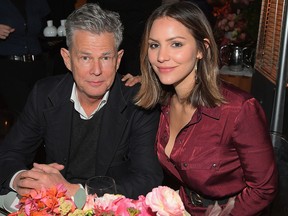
[70,83,109,120]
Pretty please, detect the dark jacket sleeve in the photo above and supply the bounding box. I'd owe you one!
[0,82,45,194]
[97,77,163,199]
[0,75,67,194]
[110,106,163,199]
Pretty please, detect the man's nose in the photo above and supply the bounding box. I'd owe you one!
[90,60,102,75]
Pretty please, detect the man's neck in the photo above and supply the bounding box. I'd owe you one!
[78,96,102,117]
[70,83,109,120]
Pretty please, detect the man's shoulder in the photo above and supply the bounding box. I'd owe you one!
[113,74,140,100]
[36,73,72,89]
[31,73,73,102]
[121,82,140,100]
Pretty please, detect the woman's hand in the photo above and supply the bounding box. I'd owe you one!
[121,73,142,86]
[0,24,15,40]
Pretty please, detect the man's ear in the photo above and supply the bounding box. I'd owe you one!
[60,48,72,71]
[116,49,124,71]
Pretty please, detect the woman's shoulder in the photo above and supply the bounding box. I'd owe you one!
[221,81,255,105]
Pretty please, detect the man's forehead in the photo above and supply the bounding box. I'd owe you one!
[72,31,117,56]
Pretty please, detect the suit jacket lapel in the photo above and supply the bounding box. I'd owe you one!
[43,74,74,167]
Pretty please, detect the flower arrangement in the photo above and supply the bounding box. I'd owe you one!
[211,0,261,46]
[8,184,186,216]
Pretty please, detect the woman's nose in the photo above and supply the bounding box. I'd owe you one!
[157,47,170,63]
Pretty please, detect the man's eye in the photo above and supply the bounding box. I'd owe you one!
[81,56,90,61]
[149,43,159,49]
[101,56,111,61]
[172,42,183,47]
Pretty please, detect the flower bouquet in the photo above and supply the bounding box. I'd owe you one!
[8,184,186,216]
[212,0,261,46]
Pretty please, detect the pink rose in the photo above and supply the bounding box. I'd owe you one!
[94,194,123,212]
[145,186,185,216]
[114,197,137,215]
[135,195,154,215]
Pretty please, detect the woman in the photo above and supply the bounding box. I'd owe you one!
[134,2,278,215]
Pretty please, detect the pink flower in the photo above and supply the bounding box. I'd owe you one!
[83,194,97,211]
[93,194,122,212]
[13,184,75,216]
[10,185,186,216]
[135,195,154,215]
[145,186,185,216]
[114,197,139,215]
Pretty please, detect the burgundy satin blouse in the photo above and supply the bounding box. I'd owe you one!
[156,84,278,215]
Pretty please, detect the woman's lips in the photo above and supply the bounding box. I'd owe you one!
[157,66,175,73]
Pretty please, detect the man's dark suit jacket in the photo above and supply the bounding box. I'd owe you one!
[0,73,163,199]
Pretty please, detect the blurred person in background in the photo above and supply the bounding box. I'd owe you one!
[0,0,50,116]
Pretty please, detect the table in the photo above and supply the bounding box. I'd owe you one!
[220,65,254,93]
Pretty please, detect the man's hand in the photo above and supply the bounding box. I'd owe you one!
[121,73,142,86]
[13,163,79,197]
[0,24,15,40]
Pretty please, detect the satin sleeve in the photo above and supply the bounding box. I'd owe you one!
[230,98,278,215]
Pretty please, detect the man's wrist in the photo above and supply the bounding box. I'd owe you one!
[9,170,26,191]
[66,183,81,197]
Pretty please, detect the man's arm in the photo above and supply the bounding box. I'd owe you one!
[0,84,44,192]
[112,107,163,199]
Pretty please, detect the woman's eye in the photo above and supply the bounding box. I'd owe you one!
[149,43,159,49]
[172,42,183,47]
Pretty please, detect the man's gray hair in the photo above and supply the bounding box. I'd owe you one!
[65,3,123,50]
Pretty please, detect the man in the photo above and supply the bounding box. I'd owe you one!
[0,3,163,199]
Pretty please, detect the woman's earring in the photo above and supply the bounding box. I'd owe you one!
[195,75,199,84]
[194,61,199,84]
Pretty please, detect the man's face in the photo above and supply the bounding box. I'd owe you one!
[61,30,123,103]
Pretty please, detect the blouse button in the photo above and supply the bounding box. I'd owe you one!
[164,136,168,142]
[183,163,188,167]
[212,163,217,168]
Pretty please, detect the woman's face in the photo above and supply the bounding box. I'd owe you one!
[148,17,202,89]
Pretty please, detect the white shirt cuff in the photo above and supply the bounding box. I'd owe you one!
[9,170,26,191]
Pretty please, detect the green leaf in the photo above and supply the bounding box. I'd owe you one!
[74,188,86,209]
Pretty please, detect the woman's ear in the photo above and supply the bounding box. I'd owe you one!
[203,38,210,49]
[60,48,72,71]
[197,38,210,59]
